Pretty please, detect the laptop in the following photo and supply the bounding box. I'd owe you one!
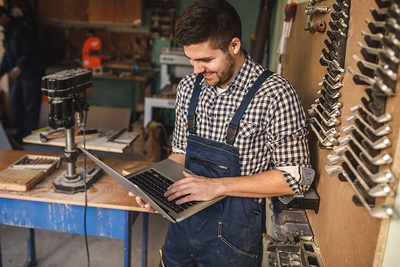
[79,147,225,223]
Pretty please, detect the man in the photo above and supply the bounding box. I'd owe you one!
[131,0,312,266]
[0,6,44,141]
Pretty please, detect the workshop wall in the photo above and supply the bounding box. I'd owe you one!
[37,0,142,23]
[281,0,400,266]
[35,0,150,69]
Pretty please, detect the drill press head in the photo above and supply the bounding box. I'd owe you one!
[41,68,92,129]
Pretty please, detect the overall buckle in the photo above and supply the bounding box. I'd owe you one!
[226,124,238,144]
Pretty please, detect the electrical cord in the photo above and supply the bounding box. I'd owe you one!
[82,109,90,267]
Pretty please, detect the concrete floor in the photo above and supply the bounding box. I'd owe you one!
[0,212,169,267]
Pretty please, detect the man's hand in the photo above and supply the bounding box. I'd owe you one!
[128,192,155,212]
[10,67,21,80]
[164,171,223,205]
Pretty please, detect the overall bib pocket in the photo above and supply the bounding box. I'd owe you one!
[185,134,239,178]
[189,155,230,170]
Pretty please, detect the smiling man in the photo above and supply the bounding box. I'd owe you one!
[131,0,313,266]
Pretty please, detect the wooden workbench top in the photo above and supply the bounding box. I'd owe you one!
[0,150,152,213]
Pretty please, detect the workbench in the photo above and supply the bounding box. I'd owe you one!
[0,150,155,267]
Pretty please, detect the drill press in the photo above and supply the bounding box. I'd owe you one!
[41,68,102,193]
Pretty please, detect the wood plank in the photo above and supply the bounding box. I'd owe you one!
[22,130,138,153]
[38,0,141,23]
[37,0,89,21]
[88,0,114,22]
[114,0,142,24]
[0,169,44,191]
[88,0,142,23]
[0,155,59,192]
[0,150,153,213]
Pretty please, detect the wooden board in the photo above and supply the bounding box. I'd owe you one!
[281,1,400,266]
[0,150,153,213]
[88,0,142,23]
[0,169,45,191]
[0,154,59,192]
[37,0,89,21]
[37,0,141,23]
[23,129,138,153]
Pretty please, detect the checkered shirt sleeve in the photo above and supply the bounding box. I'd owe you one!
[171,54,311,195]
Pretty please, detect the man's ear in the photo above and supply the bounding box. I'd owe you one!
[229,37,241,55]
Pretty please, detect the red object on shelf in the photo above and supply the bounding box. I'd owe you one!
[82,36,102,69]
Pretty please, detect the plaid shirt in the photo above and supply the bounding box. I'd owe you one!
[171,53,311,194]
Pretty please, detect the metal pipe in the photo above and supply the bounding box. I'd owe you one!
[65,128,77,178]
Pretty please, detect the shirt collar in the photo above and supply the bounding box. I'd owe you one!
[226,51,254,90]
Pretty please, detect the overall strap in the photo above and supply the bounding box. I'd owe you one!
[187,74,204,134]
[226,70,273,145]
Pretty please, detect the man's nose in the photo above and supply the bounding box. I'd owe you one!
[191,60,205,74]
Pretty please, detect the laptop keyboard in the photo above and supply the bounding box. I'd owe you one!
[128,169,198,213]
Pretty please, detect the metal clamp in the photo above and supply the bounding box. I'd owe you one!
[308,118,337,147]
[342,124,391,150]
[333,142,392,166]
[350,104,392,124]
[337,135,395,183]
[325,164,396,219]
[327,152,393,197]
[346,113,391,137]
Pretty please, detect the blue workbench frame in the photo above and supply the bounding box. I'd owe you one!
[0,198,148,267]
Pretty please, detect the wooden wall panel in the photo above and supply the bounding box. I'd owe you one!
[37,0,88,21]
[281,0,399,266]
[37,0,141,23]
[113,0,142,23]
[87,0,115,22]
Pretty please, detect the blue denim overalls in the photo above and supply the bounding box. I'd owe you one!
[160,70,273,267]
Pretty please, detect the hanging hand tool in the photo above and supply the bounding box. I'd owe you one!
[277,1,297,74]
[304,4,330,33]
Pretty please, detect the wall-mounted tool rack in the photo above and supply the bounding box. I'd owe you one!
[280,0,400,266]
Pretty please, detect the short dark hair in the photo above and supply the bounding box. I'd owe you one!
[175,0,242,51]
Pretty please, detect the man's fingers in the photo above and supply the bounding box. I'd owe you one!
[167,187,192,202]
[183,170,192,177]
[128,192,154,211]
[144,203,154,211]
[136,196,155,212]
[175,194,194,205]
[166,176,197,193]
[135,196,146,206]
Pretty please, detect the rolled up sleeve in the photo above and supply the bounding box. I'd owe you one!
[267,82,312,195]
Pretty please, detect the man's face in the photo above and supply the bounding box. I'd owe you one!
[184,41,235,88]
